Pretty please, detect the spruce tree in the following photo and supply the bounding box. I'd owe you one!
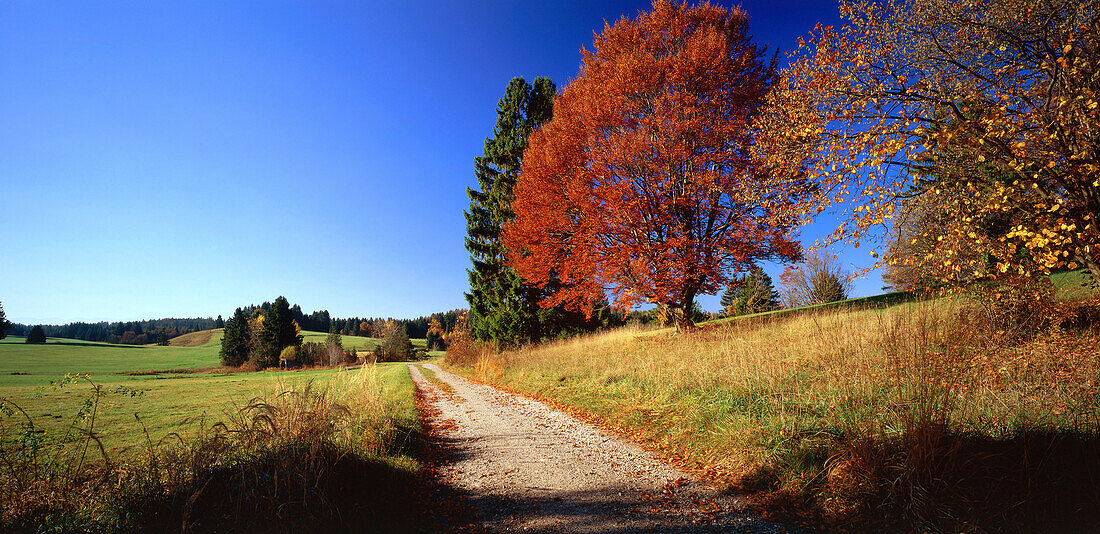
[720,279,740,317]
[256,296,302,368]
[728,266,780,316]
[465,77,555,349]
[220,308,251,366]
[0,300,10,340]
[25,325,46,344]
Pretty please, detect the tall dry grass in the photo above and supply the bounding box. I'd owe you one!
[452,298,1100,530]
[0,365,425,533]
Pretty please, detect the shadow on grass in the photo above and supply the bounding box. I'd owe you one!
[4,440,453,534]
[748,428,1100,533]
[39,340,144,349]
[133,445,443,533]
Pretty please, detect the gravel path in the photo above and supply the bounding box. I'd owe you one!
[410,363,795,533]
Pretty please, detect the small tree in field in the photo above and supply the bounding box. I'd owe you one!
[780,250,853,308]
[25,325,46,344]
[504,0,804,332]
[378,325,413,362]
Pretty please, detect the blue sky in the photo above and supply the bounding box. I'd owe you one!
[0,0,881,324]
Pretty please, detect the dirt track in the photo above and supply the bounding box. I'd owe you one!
[410,363,795,533]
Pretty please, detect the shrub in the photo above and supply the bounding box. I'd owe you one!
[442,314,489,367]
[780,249,852,307]
[279,345,298,366]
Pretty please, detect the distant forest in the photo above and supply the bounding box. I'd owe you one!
[9,300,465,346]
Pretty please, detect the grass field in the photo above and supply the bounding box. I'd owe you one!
[448,283,1100,530]
[1,329,427,531]
[0,330,421,454]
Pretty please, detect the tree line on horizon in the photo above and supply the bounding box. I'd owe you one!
[1,298,465,347]
[219,296,434,368]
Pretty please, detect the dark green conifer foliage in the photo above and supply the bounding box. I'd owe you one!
[220,308,251,366]
[255,296,303,368]
[0,300,10,340]
[720,283,739,316]
[25,325,46,344]
[465,77,556,349]
[724,266,780,317]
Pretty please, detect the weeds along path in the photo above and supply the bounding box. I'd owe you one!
[409,363,793,533]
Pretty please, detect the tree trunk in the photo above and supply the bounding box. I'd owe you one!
[1083,256,1100,287]
[669,293,698,333]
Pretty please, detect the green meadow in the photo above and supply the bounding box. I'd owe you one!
[0,331,419,455]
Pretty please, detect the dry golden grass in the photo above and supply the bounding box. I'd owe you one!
[167,328,219,347]
[453,298,1100,530]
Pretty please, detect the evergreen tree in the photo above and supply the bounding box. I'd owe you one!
[215,315,225,329]
[0,300,10,340]
[720,281,739,317]
[25,325,46,344]
[465,76,556,349]
[727,266,780,316]
[255,296,302,368]
[220,308,251,366]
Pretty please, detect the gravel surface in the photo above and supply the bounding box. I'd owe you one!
[410,363,796,533]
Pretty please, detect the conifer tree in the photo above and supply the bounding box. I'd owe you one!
[720,281,739,317]
[736,267,780,315]
[25,325,46,344]
[220,308,251,366]
[465,76,555,349]
[255,296,302,368]
[0,300,10,340]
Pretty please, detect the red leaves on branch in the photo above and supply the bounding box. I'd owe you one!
[503,0,805,328]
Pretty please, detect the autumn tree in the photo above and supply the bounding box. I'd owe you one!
[465,76,557,348]
[378,324,413,362]
[758,0,1100,285]
[425,317,445,351]
[503,0,803,331]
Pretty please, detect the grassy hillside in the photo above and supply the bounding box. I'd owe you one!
[300,330,428,351]
[167,328,221,347]
[448,293,1100,530]
[0,335,221,387]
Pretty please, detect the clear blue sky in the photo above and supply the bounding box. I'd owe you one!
[0,0,881,324]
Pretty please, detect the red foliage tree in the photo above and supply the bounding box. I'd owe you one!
[503,0,804,331]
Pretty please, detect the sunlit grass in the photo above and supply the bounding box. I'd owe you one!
[451,296,1100,528]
